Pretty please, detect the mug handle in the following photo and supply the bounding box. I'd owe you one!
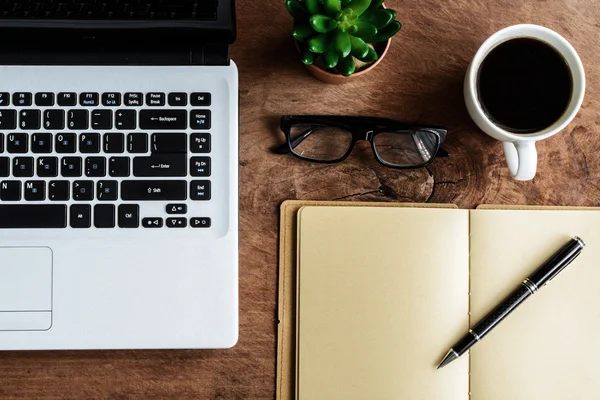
[502,141,537,181]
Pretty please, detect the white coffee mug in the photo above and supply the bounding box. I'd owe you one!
[464,24,586,181]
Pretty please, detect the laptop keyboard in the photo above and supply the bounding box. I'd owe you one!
[0,91,213,229]
[0,0,218,20]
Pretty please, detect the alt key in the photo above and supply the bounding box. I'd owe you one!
[191,217,211,228]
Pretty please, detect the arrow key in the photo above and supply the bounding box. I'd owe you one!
[166,203,187,214]
[167,217,187,228]
[191,217,211,228]
[142,217,164,228]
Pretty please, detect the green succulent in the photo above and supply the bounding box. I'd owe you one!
[285,0,401,77]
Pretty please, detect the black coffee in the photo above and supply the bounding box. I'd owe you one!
[477,38,573,134]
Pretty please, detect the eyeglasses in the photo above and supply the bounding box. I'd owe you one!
[276,115,449,169]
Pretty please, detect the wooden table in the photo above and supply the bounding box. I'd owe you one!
[1,1,599,399]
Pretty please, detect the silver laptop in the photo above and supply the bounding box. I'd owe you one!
[0,0,239,350]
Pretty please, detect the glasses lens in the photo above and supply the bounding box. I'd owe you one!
[373,130,439,167]
[289,124,353,161]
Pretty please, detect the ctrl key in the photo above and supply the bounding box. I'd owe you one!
[191,180,211,201]
[118,204,139,228]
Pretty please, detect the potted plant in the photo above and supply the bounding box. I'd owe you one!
[285,0,401,83]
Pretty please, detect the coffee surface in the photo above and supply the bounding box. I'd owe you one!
[477,38,573,133]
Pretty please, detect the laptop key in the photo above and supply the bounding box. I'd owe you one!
[190,133,211,153]
[70,204,91,228]
[118,204,139,228]
[167,217,187,228]
[146,93,165,106]
[128,133,148,153]
[49,181,69,201]
[13,157,34,177]
[94,204,116,228]
[32,133,52,153]
[121,180,186,201]
[44,109,65,130]
[37,157,58,177]
[0,110,17,130]
[191,93,211,106]
[24,181,45,201]
[0,157,8,177]
[58,93,77,107]
[191,217,211,228]
[116,110,136,129]
[19,110,41,130]
[35,93,54,107]
[0,181,21,201]
[79,133,100,153]
[102,93,121,107]
[13,93,32,106]
[73,180,94,201]
[152,133,186,153]
[91,110,112,130]
[85,157,106,177]
[109,157,130,177]
[166,204,187,214]
[0,93,9,106]
[56,133,76,153]
[104,133,124,153]
[190,180,211,201]
[168,93,187,106]
[97,180,118,201]
[61,157,82,177]
[133,154,186,177]
[68,110,89,130]
[125,93,143,107]
[80,93,99,106]
[190,157,211,177]
[7,133,28,153]
[190,110,211,130]
[139,110,187,130]
[0,205,67,228]
[142,217,163,228]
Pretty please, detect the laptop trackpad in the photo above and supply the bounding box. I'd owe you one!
[0,247,52,331]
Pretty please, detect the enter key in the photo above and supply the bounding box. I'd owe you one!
[133,154,187,177]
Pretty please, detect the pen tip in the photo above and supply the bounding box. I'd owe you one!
[437,349,458,369]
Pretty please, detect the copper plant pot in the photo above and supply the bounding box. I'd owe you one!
[300,38,391,84]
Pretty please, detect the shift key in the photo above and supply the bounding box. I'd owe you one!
[140,110,187,130]
[121,180,187,201]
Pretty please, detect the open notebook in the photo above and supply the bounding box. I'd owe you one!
[294,206,600,400]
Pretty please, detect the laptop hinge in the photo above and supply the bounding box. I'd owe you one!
[191,45,230,66]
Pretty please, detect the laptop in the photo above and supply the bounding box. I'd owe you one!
[0,0,239,350]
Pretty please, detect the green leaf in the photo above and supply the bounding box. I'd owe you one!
[323,48,340,69]
[350,21,377,37]
[357,45,379,62]
[301,50,315,65]
[323,0,341,17]
[333,30,352,58]
[349,36,369,58]
[293,24,315,40]
[341,0,352,6]
[368,0,384,10]
[337,56,356,76]
[285,0,309,20]
[308,33,330,53]
[310,14,338,33]
[362,20,401,43]
[305,0,322,14]
[359,9,395,29]
[345,0,371,16]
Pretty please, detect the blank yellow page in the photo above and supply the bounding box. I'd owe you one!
[470,210,600,400]
[296,207,469,400]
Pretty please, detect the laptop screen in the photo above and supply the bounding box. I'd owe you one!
[0,0,219,21]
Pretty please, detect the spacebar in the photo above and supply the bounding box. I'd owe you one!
[0,205,67,228]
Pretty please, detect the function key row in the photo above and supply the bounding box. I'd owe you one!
[0,109,211,130]
[0,92,211,107]
[0,132,210,154]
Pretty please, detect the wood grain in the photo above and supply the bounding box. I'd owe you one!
[1,1,600,399]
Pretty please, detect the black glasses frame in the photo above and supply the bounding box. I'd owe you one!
[277,115,449,169]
